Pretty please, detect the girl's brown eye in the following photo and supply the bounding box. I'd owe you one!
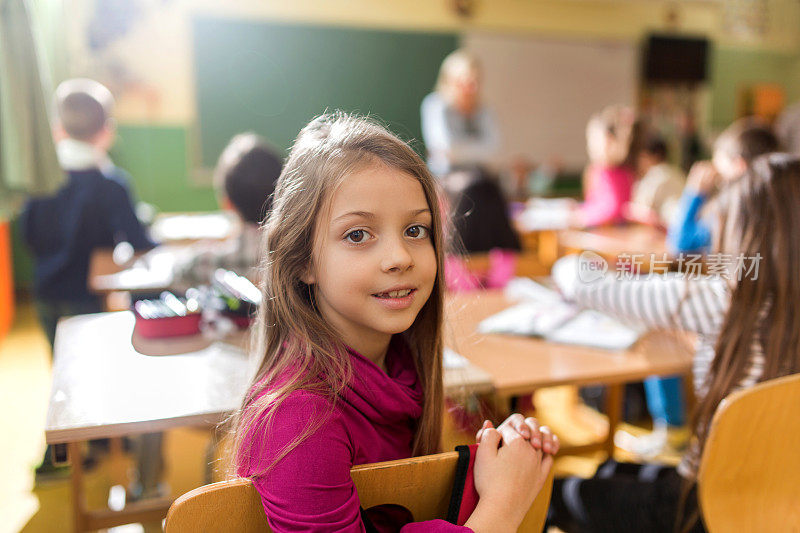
[346,229,366,243]
[406,225,429,239]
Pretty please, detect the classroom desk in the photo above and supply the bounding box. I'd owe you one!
[88,210,239,295]
[45,311,492,532]
[445,290,694,455]
[88,244,190,294]
[556,224,670,268]
[516,223,670,271]
[45,312,250,532]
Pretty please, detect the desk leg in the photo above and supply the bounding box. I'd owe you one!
[683,371,696,415]
[109,437,127,487]
[68,441,88,533]
[537,230,560,267]
[604,383,623,458]
[205,426,220,484]
[65,438,172,532]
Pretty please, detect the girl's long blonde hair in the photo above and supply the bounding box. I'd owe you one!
[231,112,445,477]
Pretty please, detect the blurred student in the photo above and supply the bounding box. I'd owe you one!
[668,118,778,254]
[549,153,800,532]
[571,105,643,228]
[421,49,500,185]
[21,78,155,348]
[130,135,279,501]
[171,133,282,287]
[445,176,521,291]
[625,135,685,227]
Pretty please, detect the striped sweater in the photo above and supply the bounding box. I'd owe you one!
[565,273,766,477]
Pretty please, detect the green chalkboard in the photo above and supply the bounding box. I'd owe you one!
[192,17,458,166]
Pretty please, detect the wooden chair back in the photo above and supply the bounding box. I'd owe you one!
[698,373,800,532]
[166,451,554,532]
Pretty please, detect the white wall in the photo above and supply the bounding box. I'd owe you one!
[464,32,638,168]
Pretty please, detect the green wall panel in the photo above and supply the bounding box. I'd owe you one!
[192,17,459,165]
[709,46,800,130]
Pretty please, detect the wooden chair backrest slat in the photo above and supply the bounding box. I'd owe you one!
[698,373,800,532]
[166,451,554,532]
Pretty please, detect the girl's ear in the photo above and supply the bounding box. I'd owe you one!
[300,265,316,285]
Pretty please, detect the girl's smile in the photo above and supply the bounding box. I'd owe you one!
[372,287,418,310]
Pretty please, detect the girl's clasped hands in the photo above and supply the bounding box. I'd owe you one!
[464,413,560,533]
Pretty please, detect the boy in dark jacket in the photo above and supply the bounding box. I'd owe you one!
[21,78,155,347]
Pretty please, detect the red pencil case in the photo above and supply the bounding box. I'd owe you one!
[224,312,255,330]
[132,309,202,339]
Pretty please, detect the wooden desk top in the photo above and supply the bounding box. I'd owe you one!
[445,290,693,398]
[557,225,668,259]
[46,311,492,444]
[46,312,252,444]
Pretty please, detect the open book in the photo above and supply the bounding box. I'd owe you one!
[478,278,642,350]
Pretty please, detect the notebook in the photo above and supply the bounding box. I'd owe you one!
[479,278,642,350]
[544,310,643,350]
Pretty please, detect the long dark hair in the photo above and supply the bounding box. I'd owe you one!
[678,153,800,531]
[697,153,800,456]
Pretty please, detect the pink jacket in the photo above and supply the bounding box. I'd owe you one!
[579,164,634,227]
[237,336,473,532]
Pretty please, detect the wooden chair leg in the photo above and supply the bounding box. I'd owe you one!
[68,441,89,533]
[108,437,128,487]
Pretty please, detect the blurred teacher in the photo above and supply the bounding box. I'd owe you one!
[421,49,500,180]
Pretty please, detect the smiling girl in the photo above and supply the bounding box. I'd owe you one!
[231,113,557,532]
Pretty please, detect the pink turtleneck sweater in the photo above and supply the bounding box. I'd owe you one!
[237,336,473,532]
[579,164,634,227]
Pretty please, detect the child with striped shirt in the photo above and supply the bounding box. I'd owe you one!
[549,153,800,532]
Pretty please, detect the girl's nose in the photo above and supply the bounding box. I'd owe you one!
[381,239,414,273]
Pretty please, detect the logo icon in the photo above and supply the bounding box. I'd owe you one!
[577,251,608,283]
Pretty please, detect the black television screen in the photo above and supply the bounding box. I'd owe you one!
[644,35,709,83]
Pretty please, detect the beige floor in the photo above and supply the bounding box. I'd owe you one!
[1,299,682,532]
[1,299,52,533]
